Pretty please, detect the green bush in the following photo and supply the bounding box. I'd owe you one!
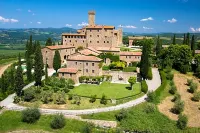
[115,109,127,121]
[50,114,66,129]
[147,67,153,80]
[102,65,110,70]
[41,90,53,104]
[171,93,181,102]
[21,108,41,123]
[177,114,188,130]
[123,67,136,72]
[172,100,184,114]
[188,83,197,93]
[147,91,156,103]
[23,88,36,102]
[166,72,174,80]
[144,103,156,113]
[89,95,97,103]
[169,85,177,95]
[82,123,95,133]
[66,78,75,89]
[192,91,200,101]
[68,94,73,100]
[100,94,107,105]
[141,80,148,93]
[54,91,66,105]
[187,79,193,86]
[13,96,21,103]
[170,81,175,86]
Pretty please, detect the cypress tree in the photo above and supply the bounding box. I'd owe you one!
[26,57,32,82]
[9,67,15,91]
[183,34,186,45]
[186,33,190,46]
[29,35,33,54]
[1,74,6,94]
[191,35,195,56]
[34,41,44,86]
[156,35,162,56]
[173,34,176,45]
[15,53,24,96]
[53,50,61,73]
[45,38,53,46]
[45,61,48,82]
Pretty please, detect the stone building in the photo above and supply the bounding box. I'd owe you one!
[120,51,142,66]
[62,11,123,49]
[58,68,81,84]
[41,45,75,68]
[67,54,102,77]
[128,36,153,46]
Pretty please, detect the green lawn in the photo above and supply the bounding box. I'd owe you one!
[0,111,89,133]
[69,82,141,99]
[0,49,25,56]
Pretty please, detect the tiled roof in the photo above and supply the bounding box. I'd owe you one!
[85,25,115,29]
[45,45,75,50]
[78,49,100,56]
[87,47,102,54]
[195,50,200,54]
[120,51,142,56]
[68,54,102,62]
[58,68,78,74]
[96,47,120,52]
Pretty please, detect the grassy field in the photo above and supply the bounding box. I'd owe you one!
[0,49,25,56]
[69,82,141,99]
[0,111,89,133]
[0,58,16,66]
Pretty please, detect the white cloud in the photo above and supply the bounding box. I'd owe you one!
[190,27,200,32]
[77,22,88,26]
[118,25,137,29]
[65,24,72,27]
[28,9,31,12]
[0,16,19,23]
[32,13,35,16]
[143,26,153,30]
[140,17,153,21]
[167,18,177,23]
[37,22,41,24]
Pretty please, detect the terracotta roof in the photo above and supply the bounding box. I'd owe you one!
[87,47,102,54]
[58,68,78,74]
[120,51,142,56]
[68,54,102,62]
[78,49,100,56]
[96,47,120,52]
[85,25,115,29]
[128,36,153,40]
[62,33,86,36]
[45,45,75,50]
[195,50,200,54]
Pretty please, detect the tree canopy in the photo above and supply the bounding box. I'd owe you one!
[53,50,61,73]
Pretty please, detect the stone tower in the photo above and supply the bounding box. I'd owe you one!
[88,11,95,26]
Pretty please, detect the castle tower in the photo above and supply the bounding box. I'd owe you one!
[88,11,95,26]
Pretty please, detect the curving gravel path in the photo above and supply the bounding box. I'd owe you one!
[0,68,161,115]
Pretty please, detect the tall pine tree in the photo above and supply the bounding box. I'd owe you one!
[156,35,162,56]
[1,74,6,94]
[34,41,44,86]
[191,35,195,56]
[186,33,190,46]
[183,34,186,45]
[15,53,24,96]
[53,50,61,73]
[26,57,32,82]
[29,35,33,54]
[45,38,53,46]
[45,61,48,82]
[172,34,176,45]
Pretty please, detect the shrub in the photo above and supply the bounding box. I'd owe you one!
[100,94,107,105]
[171,93,181,102]
[68,94,73,100]
[89,95,97,103]
[172,100,184,114]
[188,83,197,93]
[147,91,156,103]
[41,90,53,104]
[54,91,66,105]
[67,78,75,89]
[82,123,95,133]
[24,88,36,102]
[169,85,177,95]
[13,96,21,103]
[102,65,110,71]
[50,114,66,129]
[192,91,200,101]
[74,95,81,105]
[187,79,193,86]
[170,81,175,86]
[21,108,41,123]
[147,67,153,80]
[141,80,148,93]
[177,114,188,130]
[53,86,60,93]
[166,72,174,80]
[115,109,127,121]
[144,103,156,113]
[123,67,136,72]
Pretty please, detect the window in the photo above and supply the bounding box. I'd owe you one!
[90,35,92,37]
[90,41,92,43]
[90,30,92,32]
[75,40,77,42]
[46,51,47,53]
[70,74,72,77]
[65,40,66,42]
[64,55,67,59]
[97,41,99,43]
[86,63,88,66]
[92,70,94,73]
[62,73,64,76]
[92,63,94,66]
[86,69,88,72]
[70,40,71,42]
[104,41,105,43]
[76,62,77,65]
[97,35,99,37]
[107,41,109,43]
[83,40,84,43]
[126,56,128,58]
[129,56,131,59]
[98,30,99,32]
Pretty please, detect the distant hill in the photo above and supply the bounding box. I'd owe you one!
[0,27,76,45]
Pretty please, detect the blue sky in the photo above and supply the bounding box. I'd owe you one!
[0,0,200,33]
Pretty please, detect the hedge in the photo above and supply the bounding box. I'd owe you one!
[141,80,148,93]
[147,67,153,80]
[123,67,137,72]
[102,65,110,70]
